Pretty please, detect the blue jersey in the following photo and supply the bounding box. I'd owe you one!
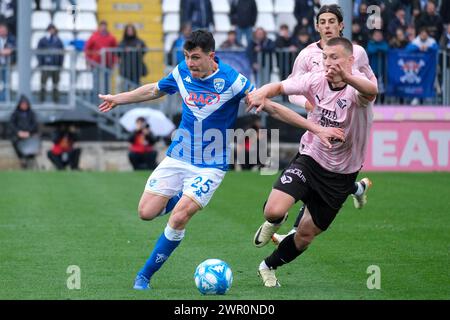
[157,57,254,171]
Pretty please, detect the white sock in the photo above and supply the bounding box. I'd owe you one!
[259,260,269,270]
[354,182,365,196]
[164,224,185,241]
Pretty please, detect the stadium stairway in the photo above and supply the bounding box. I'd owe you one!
[97,0,165,83]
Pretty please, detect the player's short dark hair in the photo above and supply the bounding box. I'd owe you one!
[183,29,215,53]
[326,37,353,55]
[316,4,344,24]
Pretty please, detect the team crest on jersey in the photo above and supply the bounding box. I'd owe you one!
[214,78,225,93]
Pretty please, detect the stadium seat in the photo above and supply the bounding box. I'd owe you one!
[214,14,231,33]
[58,71,71,92]
[10,70,18,92]
[75,0,97,12]
[164,32,179,53]
[256,0,274,13]
[31,11,52,30]
[31,71,41,92]
[31,31,46,49]
[275,13,297,32]
[58,31,75,47]
[39,0,54,11]
[274,0,295,13]
[76,53,88,71]
[255,13,276,33]
[53,11,75,31]
[76,31,92,41]
[163,13,180,33]
[76,72,94,91]
[63,52,72,70]
[75,12,97,31]
[162,0,180,13]
[31,56,38,69]
[211,1,230,13]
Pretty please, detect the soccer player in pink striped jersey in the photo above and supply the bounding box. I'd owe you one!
[247,37,378,287]
[272,4,376,246]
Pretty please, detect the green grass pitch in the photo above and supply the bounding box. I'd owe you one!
[0,171,449,300]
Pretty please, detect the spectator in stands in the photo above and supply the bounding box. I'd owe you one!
[368,30,389,79]
[0,21,15,102]
[293,0,315,37]
[9,95,40,169]
[85,21,118,69]
[415,0,444,44]
[0,0,16,36]
[440,0,450,25]
[230,0,257,48]
[247,27,275,85]
[441,24,450,51]
[85,20,118,96]
[181,0,214,32]
[219,30,243,50]
[387,6,408,40]
[37,23,64,103]
[352,19,368,48]
[275,24,297,82]
[406,27,439,52]
[291,27,311,53]
[118,23,148,88]
[47,125,81,171]
[406,25,417,42]
[128,117,157,171]
[168,23,191,66]
[389,27,409,49]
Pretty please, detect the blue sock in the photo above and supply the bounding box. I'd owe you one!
[159,192,183,216]
[138,224,185,280]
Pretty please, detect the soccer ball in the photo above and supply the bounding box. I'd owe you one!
[194,259,233,295]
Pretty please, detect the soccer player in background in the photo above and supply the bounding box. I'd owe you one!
[247,37,378,287]
[269,4,376,246]
[98,30,345,290]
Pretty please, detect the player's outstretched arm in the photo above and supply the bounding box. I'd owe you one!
[98,83,166,113]
[246,82,283,111]
[252,99,345,148]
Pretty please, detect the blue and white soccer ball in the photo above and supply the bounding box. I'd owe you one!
[194,259,233,295]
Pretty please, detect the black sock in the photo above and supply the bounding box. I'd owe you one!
[293,205,305,228]
[264,233,305,270]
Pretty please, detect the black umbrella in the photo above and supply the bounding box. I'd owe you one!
[44,109,97,127]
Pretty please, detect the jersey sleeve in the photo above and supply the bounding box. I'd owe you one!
[288,49,310,78]
[281,72,313,96]
[157,69,179,95]
[233,73,255,99]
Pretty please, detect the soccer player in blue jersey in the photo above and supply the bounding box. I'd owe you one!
[98,30,255,290]
[98,30,344,290]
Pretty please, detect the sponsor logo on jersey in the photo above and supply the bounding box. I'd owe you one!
[184,91,220,109]
[280,175,293,184]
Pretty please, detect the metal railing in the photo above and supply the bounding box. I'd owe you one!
[1,46,449,140]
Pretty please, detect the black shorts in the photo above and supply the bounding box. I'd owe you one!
[273,154,358,231]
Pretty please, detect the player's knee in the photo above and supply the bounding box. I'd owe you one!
[263,202,286,221]
[295,229,316,247]
[137,203,159,221]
